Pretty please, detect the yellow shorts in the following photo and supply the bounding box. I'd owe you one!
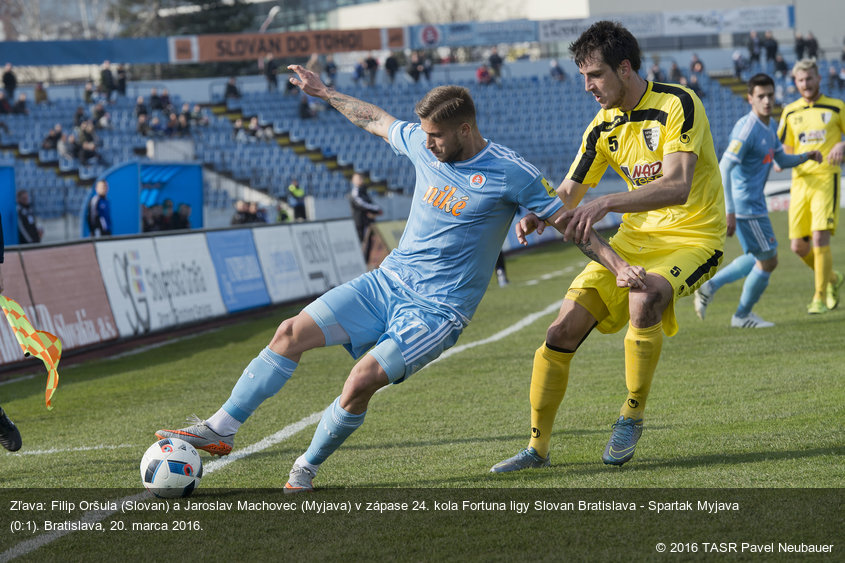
[788,173,840,239]
[566,235,723,337]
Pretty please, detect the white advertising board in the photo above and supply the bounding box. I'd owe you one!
[252,225,311,304]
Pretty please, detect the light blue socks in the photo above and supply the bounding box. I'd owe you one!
[222,347,296,423]
[707,253,756,293]
[736,266,771,317]
[304,396,366,466]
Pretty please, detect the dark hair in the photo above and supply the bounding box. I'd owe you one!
[747,73,775,94]
[569,20,641,73]
[414,85,476,125]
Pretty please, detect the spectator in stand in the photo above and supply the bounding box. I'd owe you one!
[149,116,164,137]
[384,53,399,84]
[160,89,173,113]
[805,32,819,60]
[0,92,10,114]
[136,113,151,136]
[83,81,95,104]
[476,63,493,86]
[141,205,156,232]
[264,54,279,92]
[324,54,338,87]
[41,123,63,150]
[774,53,789,79]
[689,53,705,77]
[2,63,16,99]
[177,113,190,137]
[647,61,666,82]
[249,201,267,223]
[795,32,806,60]
[232,117,247,142]
[34,82,49,105]
[100,60,115,101]
[11,93,28,115]
[92,102,110,128]
[732,50,748,79]
[134,95,148,118]
[149,88,163,111]
[116,64,127,97]
[58,133,79,160]
[351,59,366,86]
[683,74,705,98]
[364,53,379,87]
[348,172,382,260]
[175,203,192,230]
[159,199,176,230]
[668,61,683,84]
[287,179,306,221]
[828,65,843,91]
[231,200,250,225]
[190,104,209,126]
[747,30,763,74]
[163,112,179,136]
[179,102,191,121]
[16,190,43,244]
[247,116,271,141]
[87,180,111,237]
[73,105,86,126]
[488,46,504,82]
[407,52,423,83]
[763,31,779,74]
[549,59,566,82]
[421,53,433,82]
[224,77,241,101]
[76,120,105,164]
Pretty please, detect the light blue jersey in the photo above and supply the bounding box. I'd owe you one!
[722,111,786,217]
[381,120,563,321]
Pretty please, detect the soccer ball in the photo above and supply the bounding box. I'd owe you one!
[140,438,203,498]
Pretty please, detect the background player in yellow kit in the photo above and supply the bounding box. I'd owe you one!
[492,20,725,471]
[777,59,845,314]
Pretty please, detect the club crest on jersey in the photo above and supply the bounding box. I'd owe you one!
[643,126,660,151]
[620,161,663,186]
[469,172,487,189]
[820,112,831,125]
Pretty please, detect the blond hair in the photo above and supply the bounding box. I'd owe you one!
[791,58,818,77]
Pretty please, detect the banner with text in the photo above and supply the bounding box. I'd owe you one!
[206,230,271,313]
[409,20,537,50]
[252,225,311,305]
[169,27,405,64]
[95,236,225,338]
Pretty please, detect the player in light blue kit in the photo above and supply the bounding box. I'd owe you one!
[157,65,645,492]
[694,74,822,327]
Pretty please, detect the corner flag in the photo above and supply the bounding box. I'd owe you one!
[1,295,62,410]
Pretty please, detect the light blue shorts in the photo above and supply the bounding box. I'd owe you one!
[303,269,465,384]
[735,216,778,261]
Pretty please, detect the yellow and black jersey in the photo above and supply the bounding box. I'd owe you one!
[777,94,845,177]
[567,81,725,248]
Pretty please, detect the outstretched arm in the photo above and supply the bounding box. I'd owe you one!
[287,64,397,140]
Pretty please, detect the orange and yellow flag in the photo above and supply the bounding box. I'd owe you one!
[0,295,62,410]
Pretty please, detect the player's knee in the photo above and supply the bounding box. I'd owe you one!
[545,320,585,351]
[760,256,778,272]
[342,365,387,407]
[791,238,809,255]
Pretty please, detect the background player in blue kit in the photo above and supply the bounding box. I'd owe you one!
[157,64,646,492]
[694,74,822,327]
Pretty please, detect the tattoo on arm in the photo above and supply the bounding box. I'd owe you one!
[575,230,612,266]
[327,91,386,131]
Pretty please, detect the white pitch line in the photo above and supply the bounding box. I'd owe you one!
[7,443,138,456]
[0,299,562,562]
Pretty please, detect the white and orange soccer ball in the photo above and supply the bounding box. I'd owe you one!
[140,438,202,498]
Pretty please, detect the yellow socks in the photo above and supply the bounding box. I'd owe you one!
[813,246,833,302]
[620,323,663,420]
[800,251,815,270]
[527,343,572,458]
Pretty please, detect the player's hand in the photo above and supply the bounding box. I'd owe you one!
[827,143,844,166]
[615,265,647,289]
[805,150,823,164]
[555,198,608,244]
[287,65,329,99]
[516,213,544,246]
[726,213,736,237]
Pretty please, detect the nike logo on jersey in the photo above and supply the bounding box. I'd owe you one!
[423,185,469,216]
